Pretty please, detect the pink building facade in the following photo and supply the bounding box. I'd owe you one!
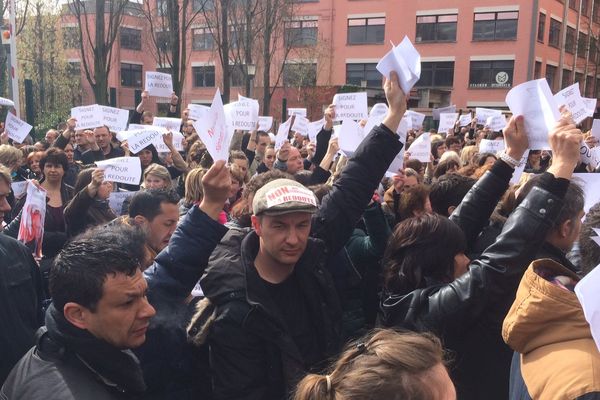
[62,0,600,119]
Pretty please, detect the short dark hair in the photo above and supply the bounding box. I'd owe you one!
[405,159,423,173]
[50,225,147,311]
[433,159,460,180]
[430,174,476,217]
[384,214,467,295]
[229,150,248,163]
[445,136,461,148]
[398,184,430,222]
[477,153,497,167]
[516,175,584,228]
[128,188,180,220]
[580,202,600,277]
[256,131,270,142]
[40,148,69,172]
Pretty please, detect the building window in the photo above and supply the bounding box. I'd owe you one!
[415,14,457,43]
[285,20,318,47]
[347,17,385,45]
[586,75,594,97]
[192,28,214,51]
[120,27,141,51]
[562,69,572,89]
[415,61,454,88]
[578,32,588,58]
[230,64,245,87]
[192,66,215,87]
[468,60,514,89]
[346,63,382,87]
[546,65,557,91]
[62,26,80,49]
[473,11,518,41]
[591,37,598,63]
[121,63,142,87]
[534,61,542,79]
[156,31,170,52]
[192,0,214,12]
[565,26,576,54]
[283,63,317,86]
[569,0,578,10]
[582,0,590,16]
[230,27,246,49]
[537,13,545,42]
[549,18,561,48]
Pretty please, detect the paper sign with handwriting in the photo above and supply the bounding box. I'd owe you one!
[505,79,560,150]
[187,104,210,121]
[438,113,458,133]
[96,157,142,185]
[406,132,431,162]
[275,117,293,150]
[153,117,182,133]
[258,116,273,132]
[288,108,307,118]
[364,114,385,139]
[71,105,103,130]
[376,36,421,94]
[591,119,600,141]
[584,97,597,118]
[406,110,426,128]
[100,106,129,133]
[333,92,368,121]
[458,114,472,127]
[126,127,165,154]
[5,113,32,143]
[475,107,502,125]
[339,118,365,157]
[479,139,505,154]
[370,103,389,118]
[432,105,456,121]
[193,90,231,161]
[153,130,184,153]
[486,114,507,132]
[145,71,173,98]
[292,115,310,137]
[127,123,145,131]
[308,119,324,142]
[226,101,259,131]
[580,143,600,169]
[554,83,588,124]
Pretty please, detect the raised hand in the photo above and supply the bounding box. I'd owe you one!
[199,160,232,220]
[503,115,529,161]
[324,104,335,130]
[546,108,583,179]
[277,141,290,162]
[382,71,407,134]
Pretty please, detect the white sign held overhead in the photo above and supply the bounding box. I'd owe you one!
[406,132,431,162]
[193,90,231,161]
[369,103,389,118]
[145,71,173,98]
[339,118,365,157]
[275,117,293,150]
[333,92,368,121]
[128,123,145,131]
[554,83,588,124]
[376,36,421,95]
[100,106,129,133]
[458,113,473,127]
[288,108,307,118]
[187,104,210,121]
[308,119,324,142]
[580,143,600,169]
[385,149,406,178]
[479,139,506,154]
[432,105,456,121]
[4,112,32,143]
[71,105,103,130]
[573,173,600,213]
[584,97,597,118]
[126,127,166,154]
[486,114,507,132]
[152,117,182,133]
[258,116,273,132]
[591,119,600,141]
[152,131,184,153]
[475,107,502,125]
[226,100,259,131]
[96,157,142,186]
[0,97,15,107]
[406,110,426,128]
[505,79,560,150]
[438,113,458,133]
[292,115,310,137]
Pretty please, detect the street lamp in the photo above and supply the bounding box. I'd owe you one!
[246,63,256,97]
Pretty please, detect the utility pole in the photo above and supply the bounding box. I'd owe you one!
[8,0,20,117]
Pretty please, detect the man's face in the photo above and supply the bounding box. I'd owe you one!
[0,179,12,222]
[94,127,111,150]
[286,147,303,175]
[183,121,195,136]
[83,269,156,349]
[139,202,179,252]
[252,212,312,267]
[450,142,461,153]
[256,136,270,156]
[74,131,87,146]
[233,158,248,176]
[45,130,58,143]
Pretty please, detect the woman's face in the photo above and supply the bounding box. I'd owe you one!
[43,162,65,184]
[264,148,275,169]
[436,144,447,158]
[96,181,113,200]
[28,155,41,174]
[144,174,169,190]
[529,151,541,164]
[64,144,75,164]
[139,149,153,167]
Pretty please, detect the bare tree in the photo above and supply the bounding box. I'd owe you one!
[67,0,128,104]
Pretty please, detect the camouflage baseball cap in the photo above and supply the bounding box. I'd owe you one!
[252,178,318,216]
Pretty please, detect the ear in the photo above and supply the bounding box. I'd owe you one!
[251,215,262,236]
[63,302,91,330]
[559,218,573,238]
[133,215,147,226]
[447,206,456,216]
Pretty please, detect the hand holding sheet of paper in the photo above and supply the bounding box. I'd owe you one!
[96,157,142,185]
[275,117,293,150]
[554,83,588,124]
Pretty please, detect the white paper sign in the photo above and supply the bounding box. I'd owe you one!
[406,132,431,162]
[4,113,32,143]
[128,123,146,131]
[153,131,184,153]
[308,119,324,142]
[339,118,365,157]
[288,108,307,118]
[505,79,560,150]
[275,117,293,150]
[510,151,530,185]
[100,106,129,133]
[18,182,47,257]
[108,191,137,215]
[364,114,385,139]
[258,116,273,132]
[376,36,421,95]
[584,98,597,118]
[226,96,259,131]
[145,71,173,98]
[96,157,142,186]
[406,110,426,128]
[575,260,600,353]
[291,115,310,137]
[458,114,473,127]
[187,104,210,121]
[333,92,368,121]
[475,107,502,125]
[0,97,15,107]
[10,181,28,199]
[71,105,103,130]
[438,113,458,133]
[370,103,389,118]
[193,89,231,161]
[573,173,600,213]
[153,117,182,133]
[486,114,508,132]
[554,83,588,124]
[479,139,506,154]
[126,127,166,154]
[591,119,600,141]
[432,105,456,121]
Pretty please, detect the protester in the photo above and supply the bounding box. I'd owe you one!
[94,125,124,159]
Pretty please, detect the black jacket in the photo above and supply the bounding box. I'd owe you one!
[64,186,117,237]
[201,123,403,400]
[379,169,570,400]
[0,233,44,384]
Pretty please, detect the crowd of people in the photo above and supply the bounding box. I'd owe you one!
[0,71,599,400]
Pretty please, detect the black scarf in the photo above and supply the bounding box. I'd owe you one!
[45,303,147,396]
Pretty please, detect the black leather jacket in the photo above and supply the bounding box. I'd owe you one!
[380,167,570,400]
